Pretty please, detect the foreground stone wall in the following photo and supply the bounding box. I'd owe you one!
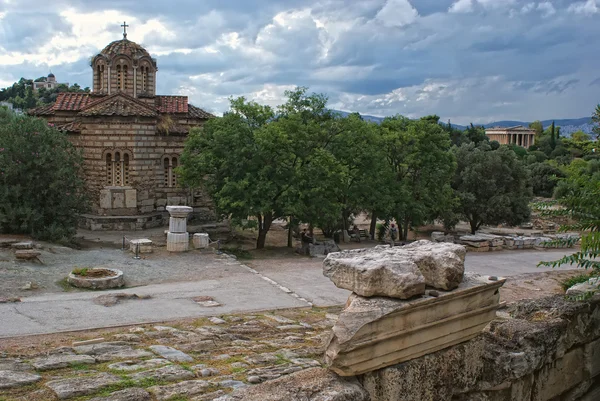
[360,295,600,401]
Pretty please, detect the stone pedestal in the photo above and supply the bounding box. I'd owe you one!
[167,233,189,252]
[193,233,210,249]
[130,239,153,254]
[166,206,192,252]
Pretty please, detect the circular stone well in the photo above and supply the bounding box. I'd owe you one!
[67,268,124,290]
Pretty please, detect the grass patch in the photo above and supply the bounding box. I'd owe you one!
[221,246,253,260]
[72,267,90,276]
[562,272,597,291]
[166,396,189,401]
[56,277,75,292]
[69,362,94,371]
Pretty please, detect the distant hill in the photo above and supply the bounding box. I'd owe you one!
[332,110,593,137]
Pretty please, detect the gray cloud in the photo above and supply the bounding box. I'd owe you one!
[0,0,598,123]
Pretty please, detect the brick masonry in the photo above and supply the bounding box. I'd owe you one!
[30,36,216,230]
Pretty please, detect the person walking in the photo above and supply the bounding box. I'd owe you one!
[389,223,398,246]
[301,228,313,255]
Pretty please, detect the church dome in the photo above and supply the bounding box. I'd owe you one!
[100,39,151,60]
[48,72,55,78]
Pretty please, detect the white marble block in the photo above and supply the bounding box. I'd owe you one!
[193,233,210,249]
[167,233,189,252]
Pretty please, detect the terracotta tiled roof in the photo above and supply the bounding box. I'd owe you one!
[100,39,151,60]
[156,96,189,113]
[80,93,157,117]
[28,104,55,116]
[53,93,92,111]
[188,104,215,119]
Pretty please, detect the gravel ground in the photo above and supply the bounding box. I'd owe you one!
[0,242,235,298]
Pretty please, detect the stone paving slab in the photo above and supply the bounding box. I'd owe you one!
[148,379,211,400]
[88,387,152,401]
[46,372,121,399]
[129,365,195,382]
[149,345,194,362]
[30,353,96,370]
[0,370,42,389]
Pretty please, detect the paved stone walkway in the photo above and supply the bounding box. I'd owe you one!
[0,308,336,401]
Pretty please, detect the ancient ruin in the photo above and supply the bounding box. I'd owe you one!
[166,206,192,252]
[322,241,504,375]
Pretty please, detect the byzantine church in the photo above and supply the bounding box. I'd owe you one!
[30,25,215,230]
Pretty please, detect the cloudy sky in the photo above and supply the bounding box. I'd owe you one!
[0,0,599,124]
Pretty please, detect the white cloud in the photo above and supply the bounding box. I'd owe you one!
[449,0,474,14]
[568,0,599,15]
[520,3,535,14]
[537,2,556,18]
[375,0,419,27]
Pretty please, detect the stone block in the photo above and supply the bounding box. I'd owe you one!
[124,189,137,208]
[193,233,210,249]
[166,205,193,218]
[167,233,189,252]
[567,278,600,298]
[323,241,466,298]
[15,250,41,260]
[130,239,153,254]
[46,372,121,399]
[99,189,112,209]
[112,192,125,209]
[585,337,600,379]
[308,240,340,257]
[0,370,42,389]
[532,347,584,401]
[216,367,370,401]
[325,273,505,376]
[169,217,188,233]
[11,241,33,250]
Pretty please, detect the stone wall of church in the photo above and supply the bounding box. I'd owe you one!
[71,116,213,223]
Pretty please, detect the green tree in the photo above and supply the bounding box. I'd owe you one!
[382,116,456,240]
[539,158,600,272]
[528,162,565,198]
[179,97,288,249]
[0,111,87,240]
[451,143,532,234]
[549,121,556,150]
[465,123,488,144]
[571,130,592,142]
[529,120,544,136]
[592,104,600,141]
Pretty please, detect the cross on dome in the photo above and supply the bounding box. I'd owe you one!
[121,21,129,39]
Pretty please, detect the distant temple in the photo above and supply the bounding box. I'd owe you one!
[485,126,536,148]
[32,73,69,91]
[29,23,215,230]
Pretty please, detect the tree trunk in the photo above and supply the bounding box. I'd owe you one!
[256,212,273,249]
[369,211,377,240]
[342,209,349,232]
[402,216,410,241]
[287,216,293,248]
[469,219,478,235]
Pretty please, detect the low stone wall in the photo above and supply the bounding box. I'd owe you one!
[431,231,580,252]
[360,295,600,401]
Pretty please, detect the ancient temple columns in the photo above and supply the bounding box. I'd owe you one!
[166,206,192,252]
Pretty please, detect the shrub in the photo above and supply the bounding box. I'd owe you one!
[0,112,87,241]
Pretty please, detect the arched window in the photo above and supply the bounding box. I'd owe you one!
[142,66,149,91]
[163,156,178,187]
[97,64,104,90]
[105,150,131,186]
[106,153,112,185]
[116,65,128,91]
